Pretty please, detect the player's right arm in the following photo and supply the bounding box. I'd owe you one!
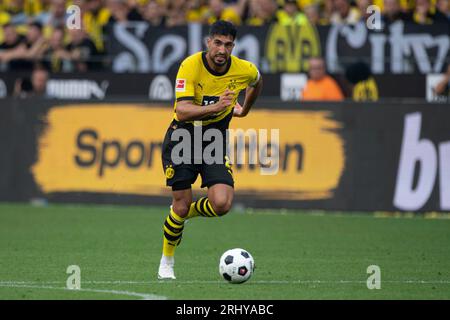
[176,90,234,122]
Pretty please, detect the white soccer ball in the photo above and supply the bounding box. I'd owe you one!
[219,248,255,284]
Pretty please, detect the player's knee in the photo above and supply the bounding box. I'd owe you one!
[172,201,190,218]
[211,197,232,216]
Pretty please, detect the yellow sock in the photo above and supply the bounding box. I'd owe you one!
[186,202,200,219]
[190,197,219,218]
[162,207,185,257]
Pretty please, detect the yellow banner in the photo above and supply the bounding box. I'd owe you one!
[32,104,344,200]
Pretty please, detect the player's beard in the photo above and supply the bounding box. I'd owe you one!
[212,54,228,67]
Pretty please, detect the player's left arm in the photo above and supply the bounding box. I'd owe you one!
[233,74,263,118]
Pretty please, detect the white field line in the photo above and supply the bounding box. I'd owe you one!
[0,283,167,300]
[1,280,450,285]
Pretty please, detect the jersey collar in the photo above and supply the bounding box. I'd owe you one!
[202,51,232,76]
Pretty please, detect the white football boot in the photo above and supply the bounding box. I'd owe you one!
[158,255,176,280]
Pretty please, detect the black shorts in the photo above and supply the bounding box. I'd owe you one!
[161,120,234,191]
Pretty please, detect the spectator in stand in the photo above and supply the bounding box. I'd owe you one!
[382,0,408,25]
[321,0,334,24]
[142,0,167,26]
[246,0,278,25]
[434,63,450,97]
[165,0,188,26]
[0,21,47,71]
[303,3,322,25]
[13,64,49,98]
[185,0,209,23]
[411,0,433,24]
[202,0,242,25]
[0,23,26,50]
[23,0,53,17]
[4,0,29,25]
[42,27,72,72]
[30,64,49,96]
[330,0,361,24]
[0,23,15,64]
[356,0,373,22]
[408,0,448,24]
[294,0,312,11]
[301,57,344,101]
[36,0,69,28]
[83,0,111,52]
[0,19,11,42]
[401,0,416,12]
[66,28,101,72]
[106,0,143,24]
[436,0,450,19]
[276,0,309,25]
[345,61,379,101]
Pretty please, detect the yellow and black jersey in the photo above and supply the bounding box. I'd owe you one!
[173,51,260,127]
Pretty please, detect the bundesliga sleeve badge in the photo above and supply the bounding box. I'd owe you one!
[175,79,186,92]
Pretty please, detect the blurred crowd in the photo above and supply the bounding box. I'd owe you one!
[0,0,449,75]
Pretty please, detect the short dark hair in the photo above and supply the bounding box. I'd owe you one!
[28,21,43,31]
[209,20,237,41]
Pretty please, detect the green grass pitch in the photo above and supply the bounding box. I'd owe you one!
[0,203,449,300]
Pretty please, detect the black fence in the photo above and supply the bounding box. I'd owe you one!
[1,98,449,212]
[1,71,447,102]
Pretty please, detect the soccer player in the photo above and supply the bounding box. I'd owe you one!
[158,20,263,279]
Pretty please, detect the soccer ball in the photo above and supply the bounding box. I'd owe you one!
[219,248,255,284]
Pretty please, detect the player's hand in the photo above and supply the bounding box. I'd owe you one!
[233,102,245,117]
[214,89,234,113]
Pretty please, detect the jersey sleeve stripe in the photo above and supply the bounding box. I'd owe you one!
[176,96,195,102]
[249,70,261,87]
